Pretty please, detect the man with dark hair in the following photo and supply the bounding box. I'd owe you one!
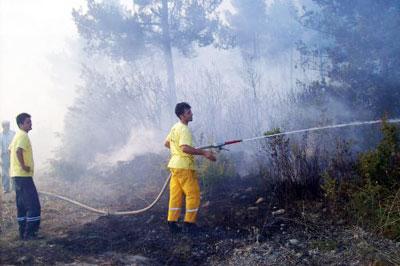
[165,102,216,235]
[0,120,15,193]
[9,113,41,240]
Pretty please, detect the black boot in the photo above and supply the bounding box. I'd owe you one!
[18,220,26,240]
[168,221,182,234]
[183,222,201,236]
[25,220,40,238]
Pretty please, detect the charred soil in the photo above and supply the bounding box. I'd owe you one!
[1,175,400,265]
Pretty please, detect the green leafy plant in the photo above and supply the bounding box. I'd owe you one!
[198,153,236,196]
[320,119,400,239]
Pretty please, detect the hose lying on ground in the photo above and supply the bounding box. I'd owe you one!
[39,174,171,215]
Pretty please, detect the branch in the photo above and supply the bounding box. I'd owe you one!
[138,22,161,26]
[150,7,161,17]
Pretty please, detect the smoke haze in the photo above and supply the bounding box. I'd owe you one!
[0,0,83,168]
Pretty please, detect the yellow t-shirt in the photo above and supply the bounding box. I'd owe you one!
[166,122,195,170]
[9,130,34,177]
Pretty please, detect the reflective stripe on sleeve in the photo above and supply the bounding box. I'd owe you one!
[186,208,198,213]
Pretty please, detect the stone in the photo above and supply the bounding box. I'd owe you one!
[255,197,265,204]
[272,209,285,216]
[336,219,345,225]
[17,256,33,264]
[120,255,158,265]
[202,201,210,208]
[245,187,253,192]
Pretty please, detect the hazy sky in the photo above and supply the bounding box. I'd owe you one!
[0,0,234,169]
[0,0,83,168]
[0,0,302,169]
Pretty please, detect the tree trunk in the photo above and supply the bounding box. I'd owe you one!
[161,0,177,108]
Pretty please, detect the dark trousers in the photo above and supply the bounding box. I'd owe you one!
[13,177,41,237]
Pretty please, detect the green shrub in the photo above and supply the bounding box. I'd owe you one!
[321,140,356,213]
[353,119,400,239]
[198,153,237,196]
[321,172,337,203]
[349,179,384,227]
[320,119,400,239]
[350,182,400,239]
[358,119,400,187]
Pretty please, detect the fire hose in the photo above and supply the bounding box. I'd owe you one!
[39,174,171,215]
[39,118,400,216]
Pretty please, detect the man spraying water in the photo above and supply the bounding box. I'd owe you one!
[164,102,216,234]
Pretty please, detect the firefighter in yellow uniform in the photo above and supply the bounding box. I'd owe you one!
[165,102,216,234]
[9,113,41,240]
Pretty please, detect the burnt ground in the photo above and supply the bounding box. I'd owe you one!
[1,175,400,265]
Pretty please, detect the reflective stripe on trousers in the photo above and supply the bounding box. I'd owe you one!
[14,177,41,237]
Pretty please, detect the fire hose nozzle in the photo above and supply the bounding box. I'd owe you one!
[198,139,242,150]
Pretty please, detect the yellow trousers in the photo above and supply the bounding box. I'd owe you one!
[168,168,200,223]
